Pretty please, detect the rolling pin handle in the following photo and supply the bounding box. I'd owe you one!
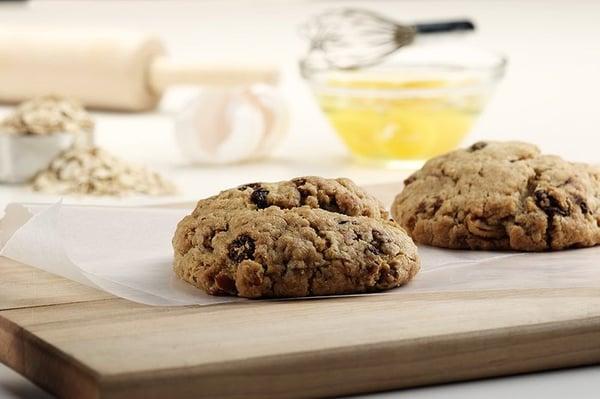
[149,57,280,93]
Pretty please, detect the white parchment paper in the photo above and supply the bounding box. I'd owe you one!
[1,203,600,306]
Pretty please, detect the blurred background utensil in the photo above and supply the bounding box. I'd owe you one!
[0,132,85,183]
[301,8,475,72]
[0,95,96,183]
[0,28,279,111]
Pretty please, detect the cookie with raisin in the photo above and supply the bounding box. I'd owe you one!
[392,141,600,251]
[173,177,419,298]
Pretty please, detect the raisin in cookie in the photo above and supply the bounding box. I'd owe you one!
[173,177,420,298]
[192,176,389,219]
[391,141,600,251]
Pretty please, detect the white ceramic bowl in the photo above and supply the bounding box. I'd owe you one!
[0,131,92,183]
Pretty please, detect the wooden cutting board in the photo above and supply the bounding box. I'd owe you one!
[1,183,600,399]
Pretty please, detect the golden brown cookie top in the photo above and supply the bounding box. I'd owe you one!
[193,176,389,219]
[392,141,600,251]
[173,176,419,298]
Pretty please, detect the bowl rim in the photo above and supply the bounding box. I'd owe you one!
[302,47,508,97]
[0,130,79,140]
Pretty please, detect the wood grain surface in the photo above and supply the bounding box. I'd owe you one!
[1,183,600,398]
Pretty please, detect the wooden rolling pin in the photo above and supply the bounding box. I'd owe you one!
[0,28,278,111]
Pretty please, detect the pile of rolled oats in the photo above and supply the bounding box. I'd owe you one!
[32,146,177,196]
[1,96,175,196]
[0,95,94,135]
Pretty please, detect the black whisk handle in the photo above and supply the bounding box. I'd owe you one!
[413,20,475,34]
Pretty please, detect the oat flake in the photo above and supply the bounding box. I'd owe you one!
[0,95,94,135]
[32,146,177,196]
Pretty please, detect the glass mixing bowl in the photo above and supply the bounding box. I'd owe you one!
[303,44,507,168]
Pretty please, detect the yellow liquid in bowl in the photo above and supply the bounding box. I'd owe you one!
[315,79,486,165]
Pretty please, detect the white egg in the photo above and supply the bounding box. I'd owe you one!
[175,84,288,164]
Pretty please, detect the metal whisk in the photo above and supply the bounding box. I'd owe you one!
[301,8,475,71]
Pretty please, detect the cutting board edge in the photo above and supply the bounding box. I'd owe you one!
[0,313,101,399]
[12,314,598,399]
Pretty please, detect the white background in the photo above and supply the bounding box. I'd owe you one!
[1,0,600,398]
